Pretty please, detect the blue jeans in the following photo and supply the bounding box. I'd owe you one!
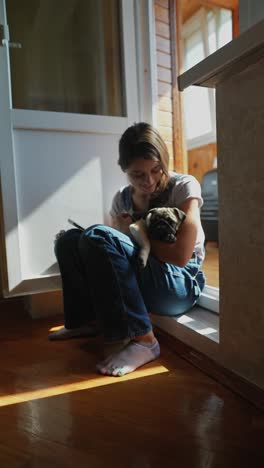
[55,224,206,343]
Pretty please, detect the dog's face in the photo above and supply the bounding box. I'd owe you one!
[145,207,186,242]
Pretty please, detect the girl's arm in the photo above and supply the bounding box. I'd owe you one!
[150,198,200,267]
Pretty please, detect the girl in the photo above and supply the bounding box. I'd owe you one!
[49,122,206,377]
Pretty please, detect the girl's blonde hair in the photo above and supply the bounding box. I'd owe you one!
[118,122,170,192]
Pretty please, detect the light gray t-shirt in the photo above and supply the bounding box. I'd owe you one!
[110,172,205,261]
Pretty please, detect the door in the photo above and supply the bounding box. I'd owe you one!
[0,0,141,296]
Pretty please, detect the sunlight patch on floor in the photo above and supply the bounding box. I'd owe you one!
[49,325,64,332]
[0,364,169,407]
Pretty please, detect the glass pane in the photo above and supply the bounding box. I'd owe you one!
[218,8,232,48]
[6,0,126,116]
[183,86,212,140]
[207,11,217,55]
[185,30,205,69]
[180,6,231,292]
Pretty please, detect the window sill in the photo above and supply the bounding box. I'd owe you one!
[186,131,217,150]
[198,285,219,314]
[151,305,219,344]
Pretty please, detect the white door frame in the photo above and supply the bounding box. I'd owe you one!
[0,0,154,296]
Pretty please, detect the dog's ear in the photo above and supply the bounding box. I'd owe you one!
[145,211,153,226]
[173,208,186,223]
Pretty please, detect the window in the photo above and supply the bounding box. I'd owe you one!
[182,7,232,150]
[7,0,125,116]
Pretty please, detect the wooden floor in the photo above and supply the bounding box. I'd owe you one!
[0,300,264,467]
[203,242,219,288]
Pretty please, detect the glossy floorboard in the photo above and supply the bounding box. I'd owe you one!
[0,304,263,468]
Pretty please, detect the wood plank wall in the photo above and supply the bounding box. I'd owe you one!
[154,0,174,171]
[188,142,217,183]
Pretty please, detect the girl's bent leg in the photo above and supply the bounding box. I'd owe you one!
[79,225,160,377]
[78,224,153,343]
[51,229,98,338]
[96,253,204,376]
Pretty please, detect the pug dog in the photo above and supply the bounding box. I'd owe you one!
[129,207,186,267]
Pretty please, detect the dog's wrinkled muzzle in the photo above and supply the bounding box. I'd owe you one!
[148,218,177,242]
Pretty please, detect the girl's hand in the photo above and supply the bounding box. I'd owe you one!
[111,213,133,235]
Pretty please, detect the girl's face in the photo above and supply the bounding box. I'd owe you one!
[126,158,163,194]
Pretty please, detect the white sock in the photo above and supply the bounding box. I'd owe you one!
[48,324,98,341]
[96,338,160,377]
[103,338,130,359]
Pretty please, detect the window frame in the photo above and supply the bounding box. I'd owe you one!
[197,284,219,314]
[6,0,140,136]
[182,7,220,150]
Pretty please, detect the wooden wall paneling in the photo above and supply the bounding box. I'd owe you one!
[232,5,239,38]
[201,0,238,9]
[170,0,188,173]
[155,0,170,9]
[158,95,173,112]
[158,125,173,141]
[154,0,189,173]
[154,0,174,161]
[203,242,219,288]
[188,142,217,182]
[156,36,171,54]
[158,110,173,127]
[155,3,170,23]
[157,66,172,83]
[157,80,172,97]
[165,141,174,157]
[155,20,170,39]
[156,51,171,68]
[182,0,202,23]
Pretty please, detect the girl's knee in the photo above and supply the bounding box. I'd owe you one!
[83,224,110,235]
[79,225,111,252]
[82,224,115,243]
[79,224,136,259]
[54,228,81,257]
